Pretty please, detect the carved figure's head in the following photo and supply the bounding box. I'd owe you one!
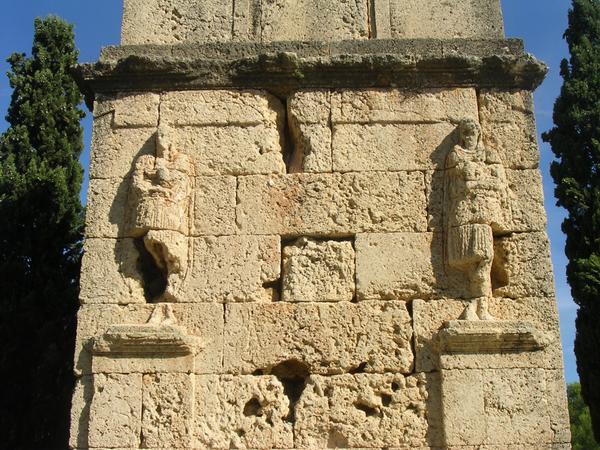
[156,124,175,160]
[458,119,482,151]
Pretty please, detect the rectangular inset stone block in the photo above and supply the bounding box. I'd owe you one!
[332,122,456,172]
[413,297,563,373]
[193,176,237,235]
[236,172,427,236]
[94,92,160,128]
[141,373,194,448]
[194,375,293,448]
[331,88,479,125]
[224,301,413,375]
[282,237,355,302]
[185,235,280,303]
[479,89,539,169]
[88,373,142,448]
[389,0,504,39]
[74,304,224,375]
[79,238,145,305]
[89,114,156,180]
[295,373,435,448]
[121,0,233,44]
[261,0,368,42]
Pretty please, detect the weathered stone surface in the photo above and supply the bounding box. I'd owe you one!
[413,297,563,373]
[141,373,194,448]
[88,373,142,448]
[236,172,427,235]
[331,88,479,125]
[74,304,223,375]
[79,238,145,305]
[193,176,237,235]
[493,232,555,299]
[288,90,332,173]
[388,0,504,39]
[121,0,233,45]
[69,376,93,449]
[186,235,280,303]
[282,237,355,302]
[85,177,129,238]
[261,0,368,42]
[224,301,413,375]
[89,114,156,180]
[94,92,160,128]
[442,368,556,446]
[479,89,539,169]
[194,375,293,448]
[295,373,435,448]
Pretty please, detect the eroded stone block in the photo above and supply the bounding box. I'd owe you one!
[94,92,160,128]
[479,90,539,169]
[224,301,413,375]
[282,237,355,302]
[389,0,504,38]
[236,172,427,236]
[74,304,223,375]
[193,176,237,235]
[85,177,129,239]
[122,0,233,44]
[69,376,93,450]
[88,373,142,448]
[141,373,194,448]
[186,235,280,303]
[261,0,368,42]
[295,373,433,448]
[194,375,293,448]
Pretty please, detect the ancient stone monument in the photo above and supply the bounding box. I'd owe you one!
[70,0,571,448]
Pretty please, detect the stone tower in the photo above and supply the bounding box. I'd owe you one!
[70,1,571,448]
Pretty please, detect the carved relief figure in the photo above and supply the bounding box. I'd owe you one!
[444,119,512,320]
[130,125,195,301]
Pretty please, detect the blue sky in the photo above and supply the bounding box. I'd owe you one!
[0,1,579,382]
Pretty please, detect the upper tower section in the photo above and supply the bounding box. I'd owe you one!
[121,0,505,45]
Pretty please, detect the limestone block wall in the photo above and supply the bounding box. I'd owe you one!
[71,84,571,449]
[121,0,504,44]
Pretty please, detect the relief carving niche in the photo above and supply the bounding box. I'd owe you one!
[128,125,195,302]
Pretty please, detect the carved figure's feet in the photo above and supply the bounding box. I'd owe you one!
[459,300,480,321]
[459,297,496,321]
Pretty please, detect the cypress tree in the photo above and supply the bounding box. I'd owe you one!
[543,0,600,440]
[0,16,84,448]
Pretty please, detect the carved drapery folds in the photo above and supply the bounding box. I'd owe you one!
[444,119,512,320]
[129,125,195,302]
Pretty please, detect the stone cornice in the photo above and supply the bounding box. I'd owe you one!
[74,38,547,108]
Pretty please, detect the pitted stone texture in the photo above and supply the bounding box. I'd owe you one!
[426,169,546,233]
[79,238,145,305]
[141,373,194,448]
[89,115,156,181]
[282,238,355,302]
[355,233,471,301]
[186,235,280,303]
[479,90,540,169]
[194,375,293,449]
[331,88,479,125]
[388,0,504,39]
[85,177,129,238]
[295,373,433,448]
[442,368,557,447]
[74,304,223,375]
[69,376,93,449]
[88,373,142,448]
[261,0,368,42]
[413,297,563,373]
[224,301,413,375]
[288,90,332,173]
[193,176,237,235]
[122,0,233,45]
[161,90,286,176]
[236,172,427,236]
[94,92,160,128]
[493,232,555,299]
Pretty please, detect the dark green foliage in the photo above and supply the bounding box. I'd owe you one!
[569,383,600,449]
[0,16,84,449]
[543,0,600,441]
